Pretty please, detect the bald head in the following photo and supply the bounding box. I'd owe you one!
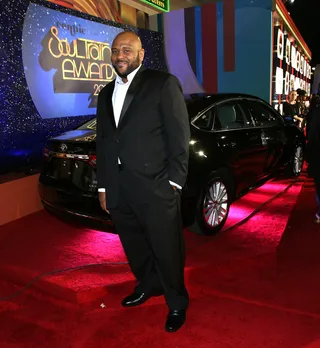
[111,31,145,81]
[113,31,143,50]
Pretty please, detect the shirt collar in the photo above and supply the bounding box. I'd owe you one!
[115,65,142,85]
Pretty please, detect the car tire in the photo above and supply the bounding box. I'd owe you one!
[189,174,231,236]
[290,143,304,177]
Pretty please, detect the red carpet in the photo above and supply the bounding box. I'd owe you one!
[1,175,320,347]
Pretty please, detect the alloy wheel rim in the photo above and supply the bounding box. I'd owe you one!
[294,146,303,174]
[203,181,228,227]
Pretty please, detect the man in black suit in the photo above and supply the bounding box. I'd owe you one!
[96,31,190,332]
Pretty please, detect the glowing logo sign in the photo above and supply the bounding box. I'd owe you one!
[22,3,123,119]
[140,0,169,12]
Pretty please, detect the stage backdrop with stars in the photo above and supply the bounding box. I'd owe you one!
[0,0,166,173]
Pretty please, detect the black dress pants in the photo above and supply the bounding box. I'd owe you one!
[110,169,189,310]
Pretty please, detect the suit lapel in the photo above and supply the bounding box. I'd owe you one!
[105,80,116,129]
[118,66,146,128]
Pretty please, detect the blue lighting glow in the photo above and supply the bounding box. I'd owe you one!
[0,0,166,173]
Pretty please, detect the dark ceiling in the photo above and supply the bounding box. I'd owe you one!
[285,0,320,65]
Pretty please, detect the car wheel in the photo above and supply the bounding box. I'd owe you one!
[189,174,230,236]
[291,144,304,177]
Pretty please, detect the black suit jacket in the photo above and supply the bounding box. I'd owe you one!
[96,67,190,208]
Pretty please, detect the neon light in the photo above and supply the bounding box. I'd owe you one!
[140,0,169,12]
[276,2,311,60]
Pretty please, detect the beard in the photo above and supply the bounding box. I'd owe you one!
[113,56,141,79]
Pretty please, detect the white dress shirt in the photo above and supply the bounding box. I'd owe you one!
[98,66,181,192]
[112,65,141,127]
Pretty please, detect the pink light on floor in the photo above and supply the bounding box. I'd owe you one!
[256,182,288,194]
[240,192,272,204]
[228,205,250,220]
[228,184,303,245]
[71,229,126,263]
[223,205,251,230]
[223,180,290,230]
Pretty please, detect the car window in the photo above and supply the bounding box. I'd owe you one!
[192,107,214,130]
[186,97,214,119]
[245,101,279,127]
[215,101,252,130]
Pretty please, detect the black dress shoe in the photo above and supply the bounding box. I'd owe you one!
[121,291,162,307]
[165,309,186,332]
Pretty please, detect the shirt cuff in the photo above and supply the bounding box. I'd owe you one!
[98,188,106,192]
[169,181,182,190]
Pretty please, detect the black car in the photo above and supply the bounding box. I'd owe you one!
[39,93,305,235]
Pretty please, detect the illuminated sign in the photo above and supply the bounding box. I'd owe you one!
[40,25,116,99]
[285,39,291,65]
[275,67,283,95]
[277,29,284,60]
[22,3,123,119]
[141,0,170,12]
[284,71,290,95]
[274,26,311,97]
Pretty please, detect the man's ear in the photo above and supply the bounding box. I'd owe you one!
[139,48,145,63]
